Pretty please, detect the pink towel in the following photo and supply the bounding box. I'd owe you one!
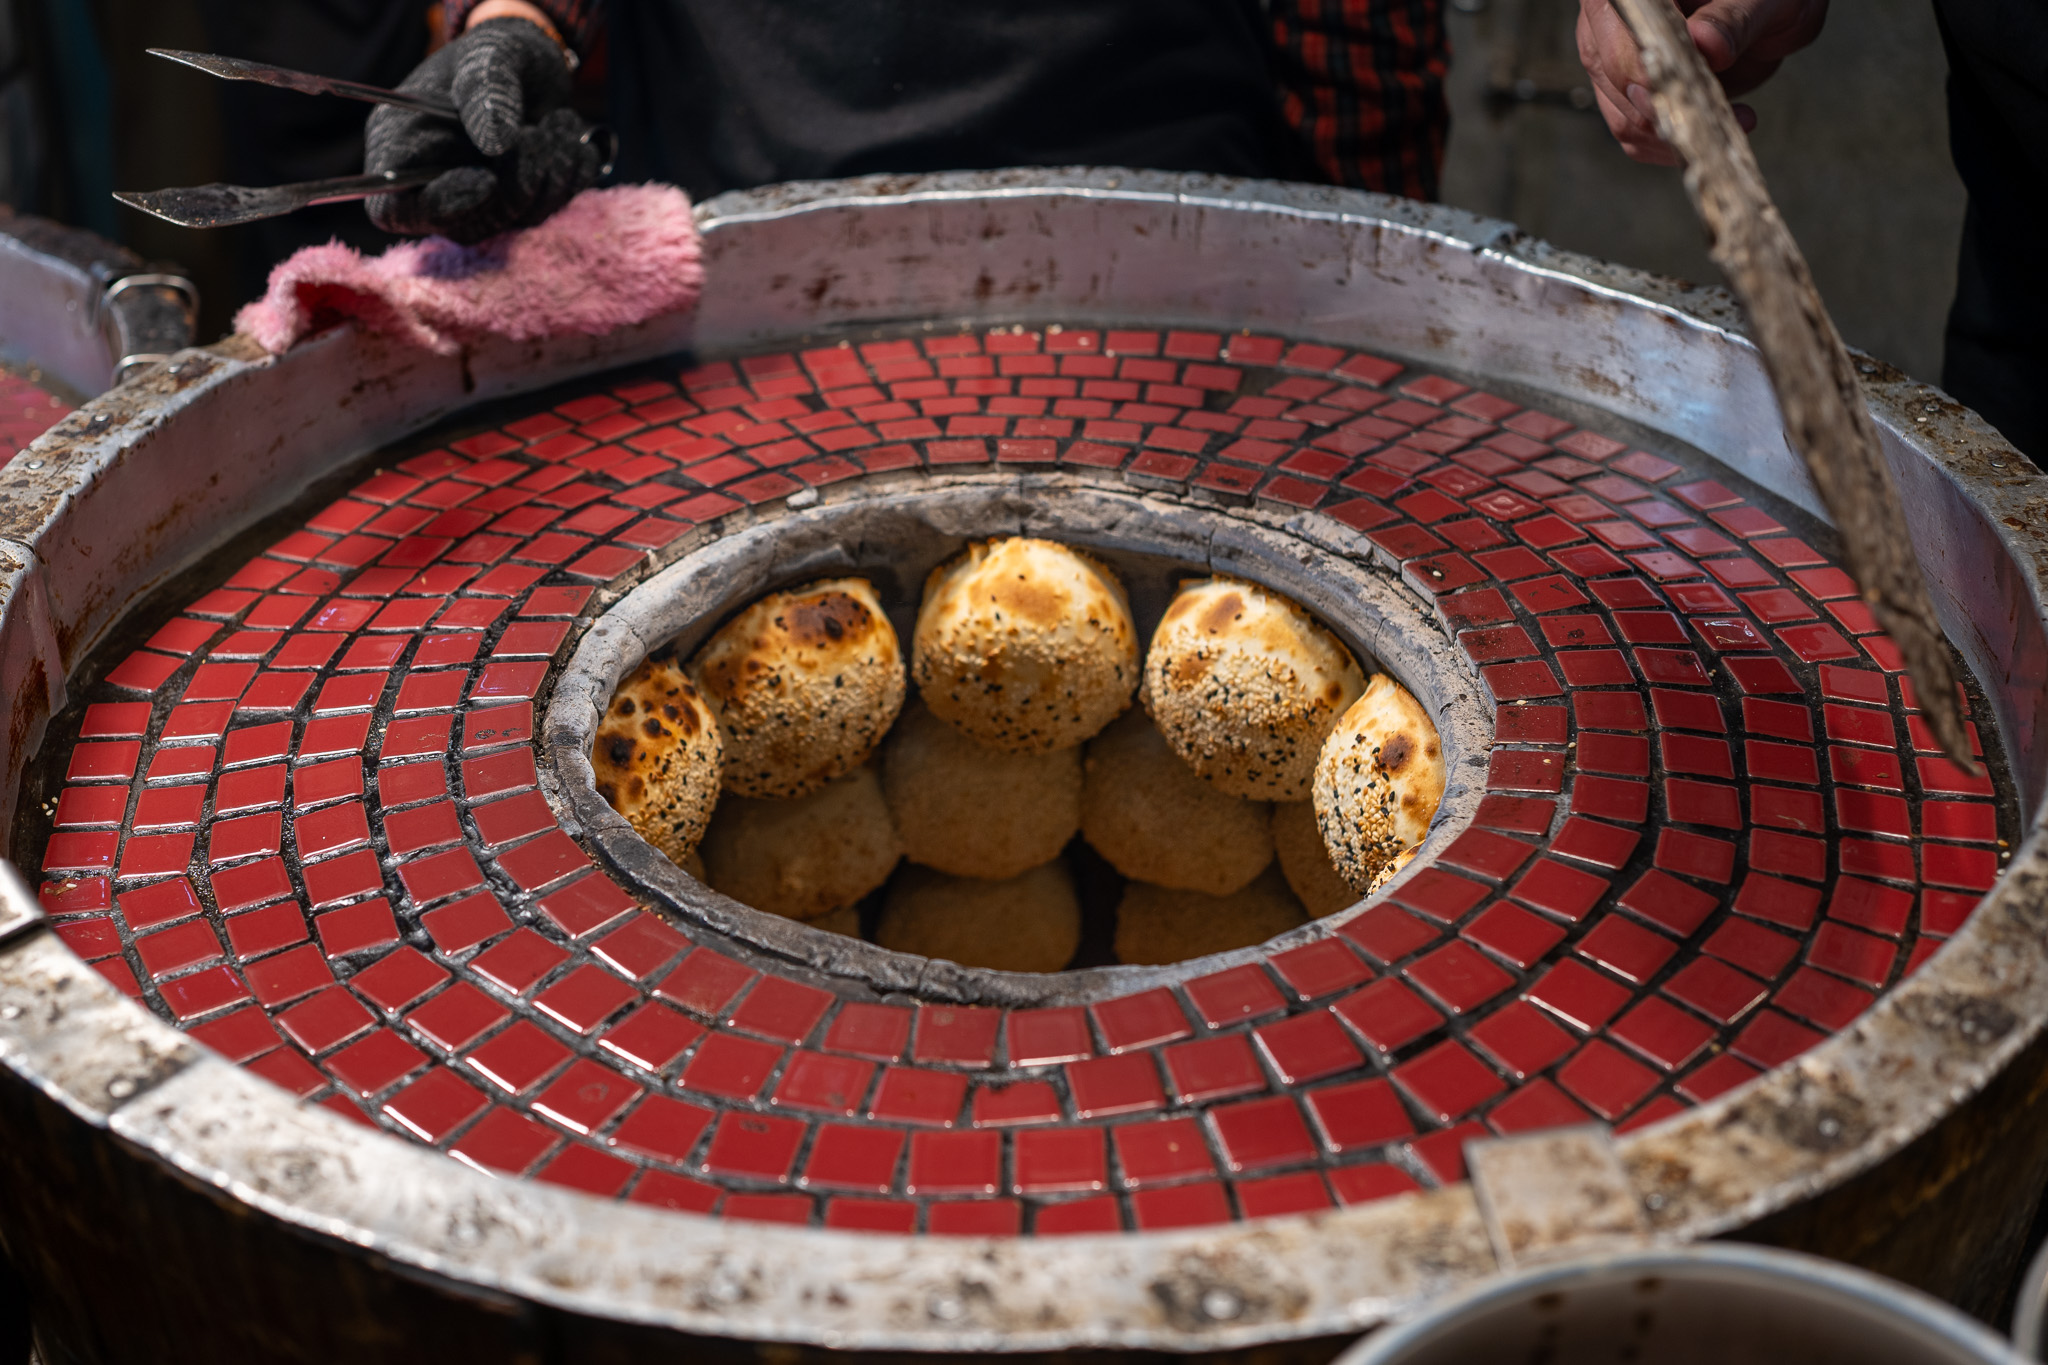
[234,183,703,356]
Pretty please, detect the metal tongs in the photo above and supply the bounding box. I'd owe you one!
[114,49,612,229]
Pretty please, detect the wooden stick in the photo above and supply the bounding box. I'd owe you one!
[1607,0,1977,772]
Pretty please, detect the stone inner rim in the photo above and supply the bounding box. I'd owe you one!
[543,475,1492,1008]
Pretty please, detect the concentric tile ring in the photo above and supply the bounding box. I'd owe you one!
[27,318,2014,1240]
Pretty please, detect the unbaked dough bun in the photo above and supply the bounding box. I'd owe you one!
[911,537,1138,753]
[877,863,1082,973]
[1313,674,1446,893]
[1080,708,1272,894]
[881,698,1081,879]
[699,767,901,921]
[1141,576,1366,801]
[690,577,905,799]
[592,651,724,866]
[1271,800,1358,919]
[1113,866,1308,966]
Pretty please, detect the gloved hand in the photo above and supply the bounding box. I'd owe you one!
[365,17,605,244]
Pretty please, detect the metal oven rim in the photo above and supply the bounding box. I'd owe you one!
[0,168,2041,1354]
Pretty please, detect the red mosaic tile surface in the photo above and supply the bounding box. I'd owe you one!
[30,326,2012,1237]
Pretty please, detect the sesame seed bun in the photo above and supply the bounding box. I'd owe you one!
[1142,576,1365,801]
[877,862,1081,973]
[912,537,1138,753]
[591,652,724,866]
[882,697,1081,879]
[1270,800,1358,918]
[1112,865,1307,966]
[1312,674,1445,893]
[690,577,906,799]
[1080,708,1273,894]
[699,766,901,921]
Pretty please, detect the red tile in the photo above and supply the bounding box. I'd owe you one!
[652,948,758,1018]
[1686,926,1790,999]
[531,1057,642,1135]
[728,976,832,1044]
[1253,1010,1365,1085]
[914,1004,1002,1066]
[462,1019,572,1095]
[1827,876,1913,937]
[1807,922,1897,989]
[677,1031,783,1101]
[596,1002,703,1075]
[1011,1128,1108,1195]
[1210,1095,1317,1173]
[605,1094,715,1165]
[1333,978,1444,1053]
[1467,1000,1577,1080]
[1735,873,1824,932]
[1113,1116,1216,1187]
[1403,941,1515,1013]
[1339,904,1443,965]
[1090,989,1193,1052]
[1065,1051,1167,1119]
[1576,915,1677,985]
[772,1050,877,1116]
[1438,829,1536,882]
[1665,778,1742,830]
[244,943,335,1007]
[350,947,448,1013]
[1661,957,1767,1025]
[404,980,511,1054]
[810,1003,910,1063]
[1556,1040,1659,1120]
[905,1129,1002,1195]
[971,1079,1062,1127]
[534,1144,637,1198]
[1496,704,1568,745]
[1007,1007,1093,1066]
[1550,817,1641,871]
[1527,959,1633,1032]
[1731,1009,1827,1068]
[420,890,513,955]
[1391,1040,1506,1122]
[1268,939,1372,999]
[1130,1181,1234,1231]
[1329,1164,1423,1205]
[868,1066,970,1127]
[1508,858,1609,923]
[1773,966,1875,1031]
[702,1111,807,1183]
[1579,733,1650,778]
[1610,996,1716,1071]
[1390,868,1491,923]
[532,963,639,1035]
[447,1107,558,1176]
[801,1124,906,1193]
[1184,964,1288,1027]
[1486,1078,1595,1134]
[1162,1034,1266,1104]
[470,927,568,996]
[135,919,224,978]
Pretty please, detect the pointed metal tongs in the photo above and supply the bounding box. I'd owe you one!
[114,48,613,229]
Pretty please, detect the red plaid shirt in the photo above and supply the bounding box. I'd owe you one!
[449,0,1448,199]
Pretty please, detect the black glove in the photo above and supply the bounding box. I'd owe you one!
[365,18,604,245]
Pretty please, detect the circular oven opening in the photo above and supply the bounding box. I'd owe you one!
[549,477,1490,1003]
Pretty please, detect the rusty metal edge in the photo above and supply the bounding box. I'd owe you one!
[0,169,2034,1352]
